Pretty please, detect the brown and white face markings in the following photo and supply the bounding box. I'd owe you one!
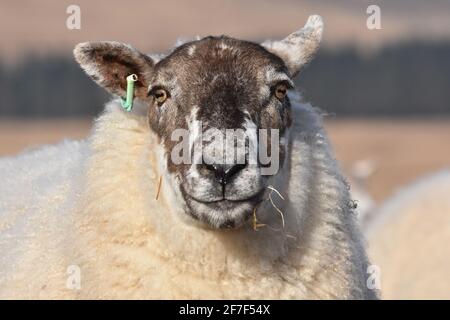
[74,15,323,229]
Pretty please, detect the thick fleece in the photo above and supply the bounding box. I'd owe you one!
[367,170,450,299]
[0,96,377,299]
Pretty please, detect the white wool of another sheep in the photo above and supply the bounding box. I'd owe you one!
[0,16,377,299]
[367,170,450,299]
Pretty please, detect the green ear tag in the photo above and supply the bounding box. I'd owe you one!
[120,74,138,112]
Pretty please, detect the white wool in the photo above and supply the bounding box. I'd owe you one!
[0,140,89,298]
[367,170,450,299]
[350,182,376,230]
[0,97,376,299]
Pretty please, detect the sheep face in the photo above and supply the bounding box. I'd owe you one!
[74,15,323,229]
[149,37,297,229]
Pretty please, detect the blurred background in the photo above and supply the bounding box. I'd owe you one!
[0,0,449,298]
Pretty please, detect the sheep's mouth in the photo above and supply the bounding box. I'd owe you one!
[182,189,265,229]
[188,189,264,205]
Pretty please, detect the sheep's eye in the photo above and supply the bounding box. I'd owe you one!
[154,89,168,105]
[274,83,288,101]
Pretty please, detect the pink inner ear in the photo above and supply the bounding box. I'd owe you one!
[74,41,153,98]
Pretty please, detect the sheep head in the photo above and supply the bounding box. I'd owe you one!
[74,15,323,229]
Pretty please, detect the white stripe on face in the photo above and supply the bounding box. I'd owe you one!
[186,106,203,165]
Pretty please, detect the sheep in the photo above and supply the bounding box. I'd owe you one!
[367,170,450,299]
[0,15,378,299]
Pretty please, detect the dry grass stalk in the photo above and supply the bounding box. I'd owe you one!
[267,185,285,228]
[252,206,266,231]
[156,176,162,200]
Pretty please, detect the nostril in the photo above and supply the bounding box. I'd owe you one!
[224,163,246,181]
[203,163,247,185]
[204,163,226,184]
[204,163,217,174]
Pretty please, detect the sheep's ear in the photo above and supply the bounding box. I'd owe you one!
[74,41,154,100]
[262,15,323,77]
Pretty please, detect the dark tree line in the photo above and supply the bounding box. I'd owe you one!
[0,41,449,117]
[0,55,108,117]
[297,41,450,116]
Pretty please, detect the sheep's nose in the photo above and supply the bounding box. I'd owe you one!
[204,163,246,185]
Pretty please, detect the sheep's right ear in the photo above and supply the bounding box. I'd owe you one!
[74,41,154,100]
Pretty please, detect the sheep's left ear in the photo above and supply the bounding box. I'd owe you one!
[262,15,323,77]
[74,41,154,100]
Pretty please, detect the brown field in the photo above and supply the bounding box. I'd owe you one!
[1,118,449,203]
[325,119,450,202]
